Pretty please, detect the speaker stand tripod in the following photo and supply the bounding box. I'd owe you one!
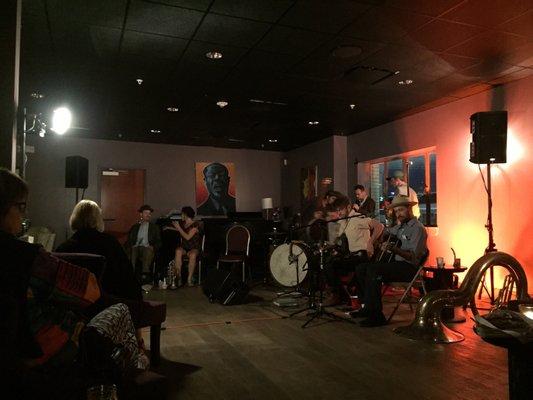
[477,160,497,305]
[288,243,356,328]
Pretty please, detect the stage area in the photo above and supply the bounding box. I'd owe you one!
[143,285,507,400]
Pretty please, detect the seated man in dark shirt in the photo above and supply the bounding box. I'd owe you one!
[352,195,428,327]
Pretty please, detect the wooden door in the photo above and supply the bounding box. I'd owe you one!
[100,169,145,244]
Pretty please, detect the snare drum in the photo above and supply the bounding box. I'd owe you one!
[269,242,313,287]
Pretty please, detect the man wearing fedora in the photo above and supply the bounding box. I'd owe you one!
[386,170,420,220]
[351,195,428,327]
[125,204,162,281]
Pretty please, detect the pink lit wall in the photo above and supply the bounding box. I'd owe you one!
[347,75,533,292]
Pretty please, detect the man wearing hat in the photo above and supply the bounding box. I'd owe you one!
[386,170,420,219]
[125,204,162,281]
[351,195,428,327]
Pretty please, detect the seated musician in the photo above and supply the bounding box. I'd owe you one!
[323,196,384,306]
[351,195,428,327]
[164,206,201,287]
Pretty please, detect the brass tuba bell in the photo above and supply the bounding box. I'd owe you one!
[394,251,530,343]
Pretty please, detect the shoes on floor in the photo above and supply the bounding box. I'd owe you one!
[349,308,369,319]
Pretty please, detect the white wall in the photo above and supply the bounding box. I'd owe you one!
[25,136,282,243]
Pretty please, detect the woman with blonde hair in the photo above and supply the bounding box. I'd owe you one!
[57,200,142,301]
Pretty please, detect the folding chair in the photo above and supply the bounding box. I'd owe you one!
[385,249,430,323]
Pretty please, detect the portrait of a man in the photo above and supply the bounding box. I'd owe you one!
[196,162,236,216]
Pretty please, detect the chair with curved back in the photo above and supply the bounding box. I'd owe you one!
[216,224,251,282]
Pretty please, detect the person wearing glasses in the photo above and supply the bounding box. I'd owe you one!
[0,168,150,398]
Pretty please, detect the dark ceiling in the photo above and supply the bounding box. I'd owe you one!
[20,0,533,151]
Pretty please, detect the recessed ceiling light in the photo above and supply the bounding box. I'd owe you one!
[150,129,161,134]
[206,51,223,59]
[268,139,278,143]
[398,79,413,85]
[136,78,143,85]
[349,104,356,110]
[31,92,45,99]
[216,100,229,108]
[166,107,179,112]
[308,121,319,125]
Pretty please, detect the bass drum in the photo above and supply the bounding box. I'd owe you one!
[269,242,312,287]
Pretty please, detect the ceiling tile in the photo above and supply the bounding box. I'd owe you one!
[181,41,249,67]
[499,9,533,38]
[195,13,271,47]
[435,53,480,70]
[440,0,532,27]
[341,6,432,44]
[211,0,294,22]
[357,43,435,71]
[446,30,529,60]
[236,50,300,72]
[257,26,333,56]
[47,0,127,29]
[145,0,213,11]
[386,0,464,17]
[89,26,122,59]
[122,31,188,59]
[280,0,371,33]
[292,36,386,80]
[409,19,486,52]
[126,0,204,38]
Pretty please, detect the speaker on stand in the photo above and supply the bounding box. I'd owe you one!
[469,111,507,304]
[65,156,89,203]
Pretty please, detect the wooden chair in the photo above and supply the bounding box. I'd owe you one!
[216,224,251,282]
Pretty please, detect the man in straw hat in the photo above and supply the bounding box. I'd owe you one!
[386,170,420,219]
[350,195,428,327]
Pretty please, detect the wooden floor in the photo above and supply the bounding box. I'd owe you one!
[143,285,508,400]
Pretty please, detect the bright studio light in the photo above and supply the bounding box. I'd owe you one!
[51,107,72,134]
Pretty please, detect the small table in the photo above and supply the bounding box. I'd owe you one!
[423,266,468,322]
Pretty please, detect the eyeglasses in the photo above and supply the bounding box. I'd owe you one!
[14,202,27,213]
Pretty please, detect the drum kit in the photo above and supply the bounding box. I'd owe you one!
[266,219,355,328]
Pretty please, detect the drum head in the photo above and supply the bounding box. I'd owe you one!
[269,242,309,287]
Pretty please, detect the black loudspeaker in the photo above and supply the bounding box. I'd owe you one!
[202,269,249,305]
[65,156,89,188]
[469,111,507,164]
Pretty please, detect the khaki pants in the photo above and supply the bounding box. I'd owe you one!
[130,246,154,278]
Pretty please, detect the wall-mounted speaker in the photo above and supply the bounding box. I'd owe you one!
[65,156,89,188]
[469,111,507,164]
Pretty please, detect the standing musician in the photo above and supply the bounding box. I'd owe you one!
[323,196,384,306]
[351,195,428,327]
[353,184,376,217]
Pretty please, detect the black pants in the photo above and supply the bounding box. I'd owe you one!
[324,251,368,294]
[355,261,418,318]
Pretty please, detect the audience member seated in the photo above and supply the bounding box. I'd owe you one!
[124,204,162,281]
[164,206,201,287]
[56,200,142,301]
[0,168,149,399]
